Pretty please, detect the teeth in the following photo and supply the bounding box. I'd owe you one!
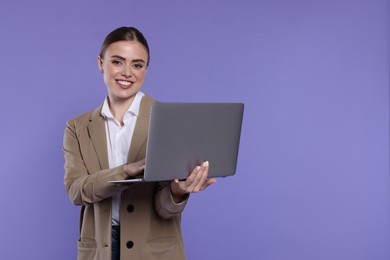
[118,80,131,86]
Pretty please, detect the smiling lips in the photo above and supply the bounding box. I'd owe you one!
[117,80,133,89]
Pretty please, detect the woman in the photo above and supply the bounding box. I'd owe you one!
[63,26,216,260]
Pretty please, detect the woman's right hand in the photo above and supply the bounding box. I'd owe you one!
[123,159,145,179]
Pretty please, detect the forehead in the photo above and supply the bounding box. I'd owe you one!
[104,40,148,60]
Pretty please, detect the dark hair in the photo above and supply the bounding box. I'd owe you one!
[99,26,150,66]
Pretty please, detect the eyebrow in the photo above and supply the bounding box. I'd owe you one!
[110,55,146,63]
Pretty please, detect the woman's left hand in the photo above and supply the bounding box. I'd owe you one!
[170,161,217,203]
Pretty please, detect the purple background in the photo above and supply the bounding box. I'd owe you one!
[0,0,388,259]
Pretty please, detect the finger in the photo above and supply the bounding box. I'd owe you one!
[175,162,209,193]
[130,159,145,171]
[193,161,209,191]
[200,178,217,191]
[137,159,146,168]
[124,160,146,177]
[135,161,145,171]
[185,165,201,187]
[173,175,193,193]
[138,163,145,170]
[187,163,207,191]
[170,179,180,191]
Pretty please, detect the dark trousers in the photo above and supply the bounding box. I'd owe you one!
[112,226,120,260]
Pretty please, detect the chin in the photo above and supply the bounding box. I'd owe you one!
[111,88,134,97]
[119,92,138,100]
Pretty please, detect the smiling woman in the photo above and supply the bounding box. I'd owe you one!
[63,26,216,260]
[98,40,148,122]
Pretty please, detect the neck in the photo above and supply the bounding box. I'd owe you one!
[107,95,135,125]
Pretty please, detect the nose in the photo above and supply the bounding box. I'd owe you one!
[121,64,132,78]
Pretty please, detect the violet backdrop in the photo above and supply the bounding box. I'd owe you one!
[0,0,388,259]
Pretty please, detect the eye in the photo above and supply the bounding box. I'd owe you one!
[132,63,144,70]
[111,60,123,66]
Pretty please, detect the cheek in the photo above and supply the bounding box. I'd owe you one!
[136,71,147,81]
[103,67,117,80]
[102,71,110,82]
[103,71,116,87]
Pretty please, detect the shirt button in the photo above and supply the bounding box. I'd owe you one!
[126,241,134,249]
[127,204,134,213]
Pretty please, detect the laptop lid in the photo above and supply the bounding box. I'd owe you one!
[143,102,244,181]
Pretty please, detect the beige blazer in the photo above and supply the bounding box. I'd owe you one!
[63,95,187,260]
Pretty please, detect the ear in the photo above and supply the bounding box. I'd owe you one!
[97,56,103,73]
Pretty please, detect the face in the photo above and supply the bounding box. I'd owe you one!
[98,40,148,103]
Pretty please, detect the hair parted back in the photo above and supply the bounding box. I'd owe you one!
[99,26,150,66]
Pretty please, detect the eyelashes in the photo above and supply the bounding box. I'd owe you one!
[110,60,144,70]
[132,64,144,70]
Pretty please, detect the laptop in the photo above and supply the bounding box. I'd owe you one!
[109,102,244,183]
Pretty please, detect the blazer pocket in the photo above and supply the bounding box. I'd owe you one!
[143,236,179,259]
[77,239,97,260]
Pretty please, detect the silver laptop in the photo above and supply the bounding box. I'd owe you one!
[110,102,244,183]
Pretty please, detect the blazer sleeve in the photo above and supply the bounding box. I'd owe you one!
[63,119,130,206]
[154,182,189,219]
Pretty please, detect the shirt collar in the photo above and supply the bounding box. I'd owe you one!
[101,91,145,120]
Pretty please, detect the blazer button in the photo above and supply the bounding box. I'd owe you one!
[127,204,134,213]
[126,241,134,249]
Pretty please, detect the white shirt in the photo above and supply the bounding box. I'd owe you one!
[101,91,145,225]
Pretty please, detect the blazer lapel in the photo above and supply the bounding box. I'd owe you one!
[127,95,155,163]
[87,105,109,170]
